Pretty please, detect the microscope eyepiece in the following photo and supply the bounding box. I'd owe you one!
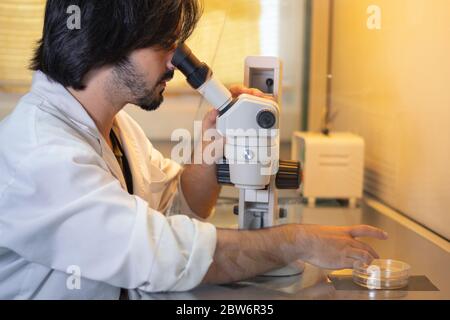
[172,43,212,89]
[172,43,233,111]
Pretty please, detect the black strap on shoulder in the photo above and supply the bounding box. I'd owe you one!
[110,130,134,195]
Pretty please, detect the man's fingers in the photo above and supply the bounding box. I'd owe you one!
[202,109,218,126]
[206,109,219,121]
[229,85,251,97]
[229,85,269,99]
[248,88,265,96]
[349,225,388,240]
[350,240,380,259]
[341,258,357,269]
[229,87,274,101]
[346,248,375,265]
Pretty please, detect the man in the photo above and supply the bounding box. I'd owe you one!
[0,0,387,299]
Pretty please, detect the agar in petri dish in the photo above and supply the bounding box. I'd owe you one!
[352,259,411,290]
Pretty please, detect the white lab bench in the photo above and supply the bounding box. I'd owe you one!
[140,190,450,300]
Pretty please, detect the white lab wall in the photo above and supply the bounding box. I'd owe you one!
[313,0,450,239]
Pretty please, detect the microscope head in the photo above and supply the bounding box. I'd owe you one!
[172,44,281,189]
[173,44,301,232]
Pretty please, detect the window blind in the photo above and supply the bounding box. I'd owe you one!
[0,0,280,93]
[0,0,45,93]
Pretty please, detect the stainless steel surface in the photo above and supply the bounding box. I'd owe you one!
[142,192,450,300]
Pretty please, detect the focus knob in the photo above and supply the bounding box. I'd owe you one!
[216,160,233,185]
[256,110,276,129]
[276,160,302,189]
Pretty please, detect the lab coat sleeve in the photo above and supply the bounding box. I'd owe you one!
[148,145,203,220]
[0,145,216,292]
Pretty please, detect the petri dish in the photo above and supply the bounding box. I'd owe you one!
[352,259,411,290]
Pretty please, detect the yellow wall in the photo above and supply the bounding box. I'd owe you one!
[307,0,331,131]
[0,0,262,93]
[171,0,261,89]
[0,0,46,93]
[323,0,450,238]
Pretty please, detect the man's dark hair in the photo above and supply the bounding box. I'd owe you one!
[31,0,201,90]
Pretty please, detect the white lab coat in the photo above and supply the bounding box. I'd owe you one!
[0,71,217,299]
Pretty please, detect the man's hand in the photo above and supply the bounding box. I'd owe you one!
[201,84,274,135]
[200,85,273,157]
[294,224,388,269]
[202,108,219,132]
[203,224,388,285]
[229,85,274,100]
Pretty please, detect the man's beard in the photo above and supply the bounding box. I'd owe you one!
[112,59,174,111]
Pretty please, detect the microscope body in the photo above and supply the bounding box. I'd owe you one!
[173,44,303,276]
[213,56,302,231]
[216,92,281,230]
[172,43,301,234]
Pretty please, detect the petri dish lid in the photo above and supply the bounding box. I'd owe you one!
[352,259,411,290]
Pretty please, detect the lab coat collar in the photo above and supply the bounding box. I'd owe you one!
[30,71,129,190]
[29,71,168,195]
[30,71,101,141]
